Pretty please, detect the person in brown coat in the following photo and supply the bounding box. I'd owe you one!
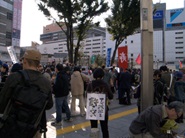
[70,66,89,116]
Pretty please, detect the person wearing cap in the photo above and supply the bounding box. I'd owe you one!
[129,101,185,138]
[0,49,53,138]
[86,68,113,138]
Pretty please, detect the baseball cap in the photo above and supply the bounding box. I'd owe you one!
[23,49,41,61]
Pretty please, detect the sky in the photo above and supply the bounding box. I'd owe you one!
[20,0,185,47]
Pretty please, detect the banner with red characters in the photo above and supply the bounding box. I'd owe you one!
[118,46,128,69]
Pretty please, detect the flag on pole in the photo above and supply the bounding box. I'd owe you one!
[135,54,141,65]
[179,60,183,68]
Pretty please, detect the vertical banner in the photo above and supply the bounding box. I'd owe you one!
[118,46,128,69]
[106,48,111,67]
[7,46,19,64]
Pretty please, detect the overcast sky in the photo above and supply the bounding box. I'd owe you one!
[20,0,185,47]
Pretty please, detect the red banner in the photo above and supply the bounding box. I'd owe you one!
[118,46,128,69]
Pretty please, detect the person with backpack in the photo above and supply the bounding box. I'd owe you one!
[86,68,113,138]
[0,49,53,138]
[159,65,175,102]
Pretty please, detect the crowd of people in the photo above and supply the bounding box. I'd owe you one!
[0,49,185,138]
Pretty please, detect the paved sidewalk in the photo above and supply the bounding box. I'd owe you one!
[44,93,185,138]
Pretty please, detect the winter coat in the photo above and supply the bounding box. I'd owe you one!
[174,80,185,102]
[70,71,89,96]
[53,71,69,98]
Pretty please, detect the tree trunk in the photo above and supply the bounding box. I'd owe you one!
[111,40,119,66]
[68,23,74,63]
[74,47,79,65]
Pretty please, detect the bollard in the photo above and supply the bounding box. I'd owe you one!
[89,128,100,138]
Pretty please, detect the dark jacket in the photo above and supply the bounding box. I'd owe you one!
[119,71,132,89]
[174,80,185,102]
[53,71,69,97]
[0,69,53,113]
[154,79,165,105]
[86,79,113,101]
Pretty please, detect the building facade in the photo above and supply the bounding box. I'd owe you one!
[106,3,185,69]
[0,0,22,63]
[38,24,106,58]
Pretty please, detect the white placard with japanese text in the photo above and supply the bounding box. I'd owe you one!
[86,93,106,120]
[7,46,18,64]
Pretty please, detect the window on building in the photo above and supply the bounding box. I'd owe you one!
[176,52,184,54]
[6,32,11,39]
[175,37,183,39]
[93,39,101,41]
[93,43,100,45]
[175,32,183,34]
[125,41,127,44]
[176,57,183,59]
[131,40,133,43]
[6,41,11,46]
[86,40,91,42]
[175,42,183,44]
[7,12,13,20]
[175,47,183,49]
[92,47,100,49]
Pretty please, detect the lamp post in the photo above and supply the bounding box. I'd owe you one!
[140,0,154,111]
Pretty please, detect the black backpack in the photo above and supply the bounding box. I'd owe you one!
[0,70,49,138]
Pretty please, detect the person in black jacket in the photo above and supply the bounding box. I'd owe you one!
[51,64,72,126]
[86,68,113,138]
[153,70,166,105]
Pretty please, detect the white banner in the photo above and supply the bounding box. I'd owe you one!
[86,93,106,120]
[7,46,18,64]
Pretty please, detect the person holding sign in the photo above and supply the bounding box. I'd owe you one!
[86,68,113,138]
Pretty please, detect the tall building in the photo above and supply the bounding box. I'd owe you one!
[0,0,22,47]
[0,0,22,62]
[38,23,106,58]
[106,3,185,69]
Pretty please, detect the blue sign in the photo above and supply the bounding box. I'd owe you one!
[153,10,163,19]
[106,48,111,67]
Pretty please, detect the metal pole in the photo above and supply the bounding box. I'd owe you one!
[140,0,154,111]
